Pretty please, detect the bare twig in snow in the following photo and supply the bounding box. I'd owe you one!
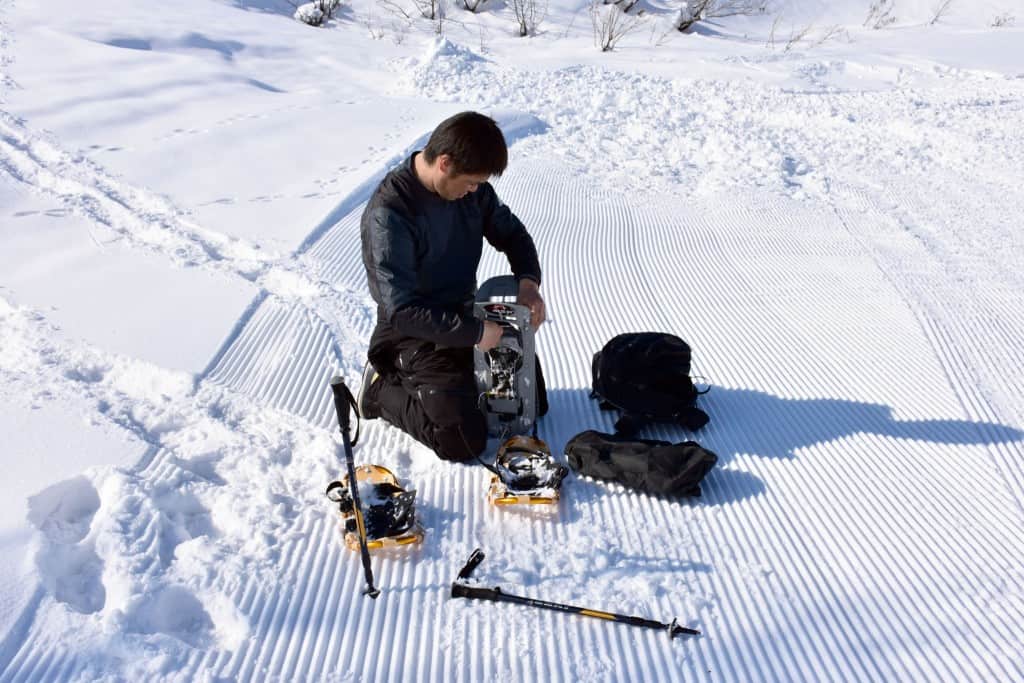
[991,13,1014,27]
[676,0,767,32]
[379,0,412,20]
[765,13,782,48]
[510,0,548,36]
[410,0,441,21]
[783,22,812,52]
[294,0,343,26]
[809,23,847,48]
[864,0,896,29]
[929,0,954,25]
[591,0,642,51]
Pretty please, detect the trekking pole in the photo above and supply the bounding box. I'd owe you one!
[451,549,699,639]
[330,376,380,599]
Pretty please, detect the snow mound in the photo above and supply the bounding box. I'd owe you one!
[423,36,486,65]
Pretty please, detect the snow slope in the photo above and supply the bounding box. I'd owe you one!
[2,0,1024,679]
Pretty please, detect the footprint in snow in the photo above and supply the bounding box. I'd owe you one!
[27,476,107,614]
[27,475,101,545]
[63,364,106,383]
[120,584,216,648]
[152,487,217,568]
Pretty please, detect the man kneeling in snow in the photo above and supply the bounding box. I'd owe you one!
[357,111,546,461]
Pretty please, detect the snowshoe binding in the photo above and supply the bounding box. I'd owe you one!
[487,435,568,506]
[474,275,541,439]
[326,465,425,550]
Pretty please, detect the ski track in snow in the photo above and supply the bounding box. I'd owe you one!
[0,107,369,317]
[4,151,1024,679]
[3,35,1024,683]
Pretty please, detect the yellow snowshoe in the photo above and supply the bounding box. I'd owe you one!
[326,465,425,551]
[487,435,568,506]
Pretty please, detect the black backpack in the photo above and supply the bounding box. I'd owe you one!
[591,332,709,437]
[565,430,717,497]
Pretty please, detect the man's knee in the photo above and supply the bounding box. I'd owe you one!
[418,385,487,461]
[433,419,486,462]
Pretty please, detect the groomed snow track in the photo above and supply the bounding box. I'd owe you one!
[3,158,1024,682]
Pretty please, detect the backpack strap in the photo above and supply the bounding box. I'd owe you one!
[691,376,712,396]
[614,413,646,437]
[589,389,617,411]
[677,406,710,431]
[615,408,708,436]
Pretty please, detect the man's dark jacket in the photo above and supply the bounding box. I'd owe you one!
[360,153,541,348]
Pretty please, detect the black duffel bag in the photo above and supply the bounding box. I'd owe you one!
[565,430,717,497]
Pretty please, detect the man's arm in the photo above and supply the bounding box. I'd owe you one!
[363,206,484,347]
[479,183,542,286]
[479,184,546,327]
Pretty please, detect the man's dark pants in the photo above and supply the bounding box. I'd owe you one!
[367,323,486,462]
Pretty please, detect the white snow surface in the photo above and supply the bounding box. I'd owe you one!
[2,0,1024,679]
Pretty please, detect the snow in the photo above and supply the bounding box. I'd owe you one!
[0,180,256,372]
[2,0,1024,679]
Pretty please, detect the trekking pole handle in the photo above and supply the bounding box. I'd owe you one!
[457,548,486,581]
[451,583,503,601]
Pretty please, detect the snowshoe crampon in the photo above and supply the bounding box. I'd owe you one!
[474,276,540,438]
[487,435,568,506]
[326,465,424,551]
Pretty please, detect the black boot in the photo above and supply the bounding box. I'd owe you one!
[356,361,382,420]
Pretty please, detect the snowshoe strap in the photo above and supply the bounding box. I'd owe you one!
[494,447,567,492]
[475,454,502,478]
[325,480,354,513]
[325,478,417,539]
[478,421,568,493]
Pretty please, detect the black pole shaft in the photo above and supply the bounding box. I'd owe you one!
[331,376,380,599]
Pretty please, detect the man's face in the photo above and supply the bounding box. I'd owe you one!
[436,155,489,201]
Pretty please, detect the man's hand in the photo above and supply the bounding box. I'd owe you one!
[516,279,546,329]
[477,320,504,352]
